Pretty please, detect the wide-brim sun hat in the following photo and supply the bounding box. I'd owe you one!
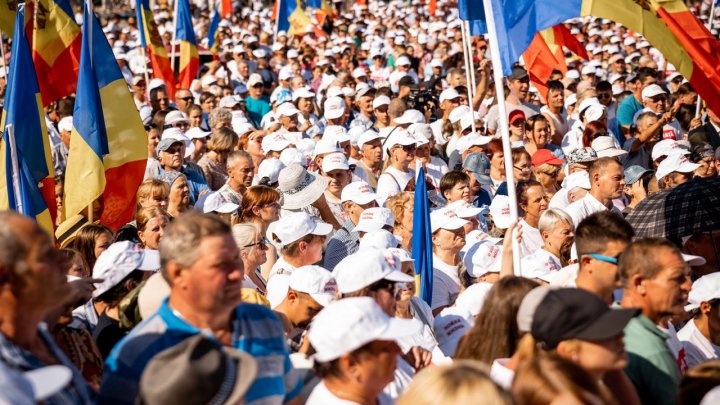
[278,163,329,210]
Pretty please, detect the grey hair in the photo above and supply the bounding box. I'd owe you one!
[159,211,231,282]
[209,107,233,128]
[232,222,260,250]
[538,208,574,235]
[227,150,252,170]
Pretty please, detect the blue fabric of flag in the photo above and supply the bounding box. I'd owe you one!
[411,167,434,306]
[176,0,197,45]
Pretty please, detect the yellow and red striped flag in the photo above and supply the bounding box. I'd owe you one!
[135,0,176,99]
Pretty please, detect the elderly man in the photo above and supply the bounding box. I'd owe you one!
[0,212,93,404]
[349,87,376,131]
[156,133,209,205]
[619,238,692,405]
[217,150,255,205]
[174,89,195,113]
[564,157,624,227]
[100,212,302,405]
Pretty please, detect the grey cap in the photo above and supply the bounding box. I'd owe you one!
[156,138,183,154]
[516,285,555,333]
[624,165,653,185]
[507,66,528,81]
[462,152,492,185]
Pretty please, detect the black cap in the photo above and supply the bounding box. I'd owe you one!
[507,66,528,81]
[531,288,639,350]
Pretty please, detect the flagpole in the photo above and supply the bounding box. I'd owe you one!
[171,0,179,76]
[464,21,478,109]
[274,0,282,42]
[482,0,521,273]
[140,46,151,100]
[6,125,24,214]
[460,19,477,134]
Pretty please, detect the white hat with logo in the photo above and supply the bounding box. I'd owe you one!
[332,248,414,294]
[92,241,160,298]
[271,212,333,247]
[289,265,339,307]
[354,207,395,233]
[430,208,469,233]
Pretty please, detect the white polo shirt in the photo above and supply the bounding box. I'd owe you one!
[564,192,622,228]
[678,319,720,369]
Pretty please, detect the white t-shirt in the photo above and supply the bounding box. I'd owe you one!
[659,321,689,375]
[268,256,298,279]
[307,381,393,405]
[519,248,562,282]
[564,193,622,228]
[518,219,544,259]
[678,319,720,369]
[490,358,515,390]
[430,254,462,311]
[376,166,415,206]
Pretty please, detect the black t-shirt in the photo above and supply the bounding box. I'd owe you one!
[92,311,127,360]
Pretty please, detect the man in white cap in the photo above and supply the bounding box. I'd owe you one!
[655,152,699,189]
[324,181,378,270]
[485,66,539,136]
[273,266,338,349]
[372,95,392,130]
[431,87,462,145]
[622,110,663,169]
[636,83,680,141]
[349,87,377,131]
[429,208,469,315]
[52,116,73,176]
[617,67,658,138]
[355,130,384,188]
[678,273,720,368]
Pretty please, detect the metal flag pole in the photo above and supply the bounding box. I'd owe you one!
[482,0,521,273]
[140,46,151,99]
[6,125,24,215]
[464,21,478,109]
[171,0,179,75]
[460,18,477,134]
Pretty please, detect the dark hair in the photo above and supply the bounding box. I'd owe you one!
[575,211,634,260]
[439,171,470,200]
[636,67,658,85]
[485,138,504,161]
[595,80,612,93]
[95,270,146,307]
[313,340,377,379]
[240,185,281,222]
[676,104,697,132]
[678,360,720,405]
[70,224,114,274]
[199,91,216,105]
[582,121,608,148]
[676,82,696,98]
[455,277,540,363]
[547,80,564,95]
[516,180,542,211]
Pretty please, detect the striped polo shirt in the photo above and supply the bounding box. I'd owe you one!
[99,299,301,405]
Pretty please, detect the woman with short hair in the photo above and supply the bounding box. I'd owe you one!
[240,185,281,278]
[197,127,239,190]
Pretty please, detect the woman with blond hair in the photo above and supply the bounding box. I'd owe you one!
[197,127,239,190]
[135,206,169,250]
[232,223,271,306]
[397,360,512,405]
[115,179,169,244]
[386,191,414,251]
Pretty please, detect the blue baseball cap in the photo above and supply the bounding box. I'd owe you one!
[624,165,653,185]
[462,152,493,185]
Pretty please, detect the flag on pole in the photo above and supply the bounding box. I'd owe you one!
[0,0,17,37]
[63,1,147,231]
[0,5,55,235]
[220,0,232,17]
[25,0,82,106]
[411,167,433,306]
[135,0,176,98]
[207,3,221,55]
[175,0,199,89]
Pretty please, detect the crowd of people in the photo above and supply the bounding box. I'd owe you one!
[2,0,720,404]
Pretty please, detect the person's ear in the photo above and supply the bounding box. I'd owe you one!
[138,230,146,245]
[633,274,647,295]
[286,290,298,305]
[700,300,713,316]
[164,261,185,288]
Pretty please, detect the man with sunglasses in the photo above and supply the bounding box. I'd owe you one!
[572,211,635,304]
[174,89,195,114]
[635,84,680,141]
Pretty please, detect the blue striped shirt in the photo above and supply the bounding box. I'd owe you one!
[99,299,302,405]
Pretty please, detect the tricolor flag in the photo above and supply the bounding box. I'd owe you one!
[175,0,199,89]
[412,166,433,306]
[220,0,232,18]
[135,0,176,98]
[25,0,82,106]
[207,3,221,55]
[459,0,720,117]
[63,1,147,231]
[0,6,55,235]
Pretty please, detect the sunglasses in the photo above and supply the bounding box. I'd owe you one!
[397,144,416,152]
[251,83,264,88]
[511,120,526,127]
[243,239,268,249]
[585,253,620,264]
[178,96,194,102]
[650,96,667,103]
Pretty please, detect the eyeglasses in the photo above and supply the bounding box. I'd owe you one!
[396,144,416,152]
[548,169,561,178]
[650,96,667,103]
[511,120,526,127]
[585,253,620,264]
[514,165,531,171]
[243,239,268,249]
[178,96,194,102]
[251,83,264,88]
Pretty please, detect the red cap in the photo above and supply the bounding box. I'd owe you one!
[532,149,564,166]
[508,109,526,125]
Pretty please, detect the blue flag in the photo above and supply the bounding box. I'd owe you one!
[411,167,434,306]
[458,0,581,75]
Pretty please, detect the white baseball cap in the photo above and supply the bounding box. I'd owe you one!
[292,87,315,101]
[278,69,295,81]
[448,105,471,124]
[430,58,443,68]
[247,73,264,88]
[454,282,493,319]
[321,152,349,172]
[685,272,720,312]
[655,152,700,180]
[430,208,469,233]
[266,274,291,309]
[276,102,301,118]
[312,139,342,159]
[396,55,411,66]
[489,194,513,229]
[439,88,461,103]
[354,207,395,233]
[357,130,382,149]
[384,129,416,152]
[341,181,377,205]
[462,240,503,277]
[332,248,414,294]
[584,104,607,122]
[562,170,591,191]
[434,307,471,357]
[446,200,482,219]
[456,133,492,154]
[308,297,420,362]
[372,95,391,109]
[359,229,400,250]
[641,84,667,101]
[289,265,339,307]
[323,125,351,144]
[256,158,285,185]
[92,241,160,298]
[161,127,195,158]
[352,67,367,78]
[202,192,239,214]
[219,95,241,109]
[323,96,346,120]
[651,139,690,161]
[164,110,190,127]
[185,127,211,140]
[261,132,292,154]
[271,212,333,247]
[58,117,73,133]
[591,136,628,158]
[394,109,426,125]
